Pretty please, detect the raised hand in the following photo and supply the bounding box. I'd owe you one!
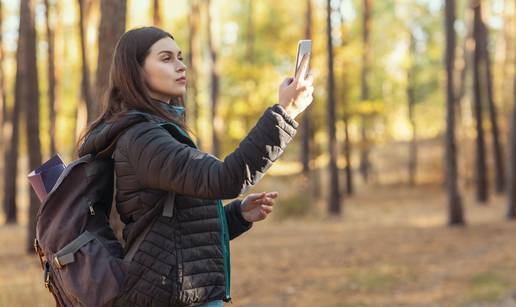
[277,53,314,119]
[240,191,279,223]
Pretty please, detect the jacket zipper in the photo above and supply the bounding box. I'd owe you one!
[216,199,232,302]
[160,122,232,303]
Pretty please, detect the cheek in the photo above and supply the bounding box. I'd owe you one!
[145,63,175,89]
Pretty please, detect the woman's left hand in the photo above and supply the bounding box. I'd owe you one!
[240,191,278,223]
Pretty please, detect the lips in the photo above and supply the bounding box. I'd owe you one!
[176,76,186,81]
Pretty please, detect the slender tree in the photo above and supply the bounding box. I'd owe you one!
[407,33,418,186]
[241,0,255,132]
[207,0,220,156]
[43,0,57,156]
[501,0,515,113]
[0,0,5,143]
[301,0,313,177]
[187,0,202,149]
[326,0,341,214]
[153,0,162,27]
[77,0,94,125]
[359,0,372,183]
[479,15,505,193]
[18,0,43,251]
[472,0,488,203]
[2,80,21,224]
[445,0,465,225]
[0,0,7,209]
[339,1,353,195]
[455,6,474,116]
[245,0,254,62]
[0,2,19,224]
[508,58,516,219]
[95,0,126,120]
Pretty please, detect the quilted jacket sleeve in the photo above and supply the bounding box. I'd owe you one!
[224,199,252,240]
[119,104,298,200]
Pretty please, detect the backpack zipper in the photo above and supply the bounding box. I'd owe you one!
[87,200,95,215]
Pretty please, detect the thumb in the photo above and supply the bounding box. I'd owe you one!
[280,77,294,88]
[246,192,266,202]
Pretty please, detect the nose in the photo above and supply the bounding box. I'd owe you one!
[177,62,187,72]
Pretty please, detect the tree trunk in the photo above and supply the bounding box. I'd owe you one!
[207,0,220,157]
[472,0,488,203]
[301,0,313,177]
[445,0,465,225]
[43,0,57,156]
[96,0,126,120]
[339,3,353,195]
[153,0,162,27]
[501,0,515,115]
[187,0,201,149]
[0,0,7,217]
[343,116,353,195]
[507,57,516,219]
[407,34,417,186]
[78,0,94,124]
[0,0,5,143]
[479,18,505,193]
[18,0,43,252]
[359,0,372,184]
[326,0,341,215]
[2,86,20,225]
[246,0,254,62]
[455,5,474,117]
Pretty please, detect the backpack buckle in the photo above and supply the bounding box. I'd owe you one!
[43,262,50,288]
[53,256,63,269]
[34,239,46,269]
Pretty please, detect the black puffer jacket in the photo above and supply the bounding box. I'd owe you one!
[78,101,298,306]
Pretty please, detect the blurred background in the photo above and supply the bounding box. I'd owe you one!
[0,0,515,306]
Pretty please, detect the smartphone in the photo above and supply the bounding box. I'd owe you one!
[294,39,312,78]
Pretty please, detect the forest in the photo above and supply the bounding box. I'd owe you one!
[0,0,515,306]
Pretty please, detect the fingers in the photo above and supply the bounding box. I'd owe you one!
[247,192,266,202]
[265,191,279,199]
[261,204,273,214]
[249,191,278,200]
[250,196,277,209]
[295,53,310,81]
[252,196,276,206]
[294,71,313,91]
[305,73,314,84]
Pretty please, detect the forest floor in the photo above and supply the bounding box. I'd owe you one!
[1,136,516,306]
[1,180,515,307]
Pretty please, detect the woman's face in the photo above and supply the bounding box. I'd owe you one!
[142,37,187,103]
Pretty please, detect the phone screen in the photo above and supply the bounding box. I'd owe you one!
[295,40,312,78]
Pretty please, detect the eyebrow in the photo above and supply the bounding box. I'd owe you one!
[158,50,182,56]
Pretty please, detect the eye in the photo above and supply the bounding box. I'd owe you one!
[162,56,171,62]
[178,56,184,61]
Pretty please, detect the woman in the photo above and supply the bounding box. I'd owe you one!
[77,27,313,307]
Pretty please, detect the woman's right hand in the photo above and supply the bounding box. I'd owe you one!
[278,53,314,119]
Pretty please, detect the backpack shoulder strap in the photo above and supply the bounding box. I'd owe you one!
[109,112,185,263]
[122,191,176,264]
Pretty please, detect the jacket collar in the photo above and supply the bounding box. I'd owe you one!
[150,98,185,120]
[78,99,188,157]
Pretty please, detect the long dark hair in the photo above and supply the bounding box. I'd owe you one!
[75,26,193,157]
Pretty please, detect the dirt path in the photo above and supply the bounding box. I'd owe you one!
[1,184,515,307]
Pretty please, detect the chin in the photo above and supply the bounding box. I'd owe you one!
[170,86,186,96]
[170,90,185,97]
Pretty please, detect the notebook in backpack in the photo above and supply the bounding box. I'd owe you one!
[32,110,190,307]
